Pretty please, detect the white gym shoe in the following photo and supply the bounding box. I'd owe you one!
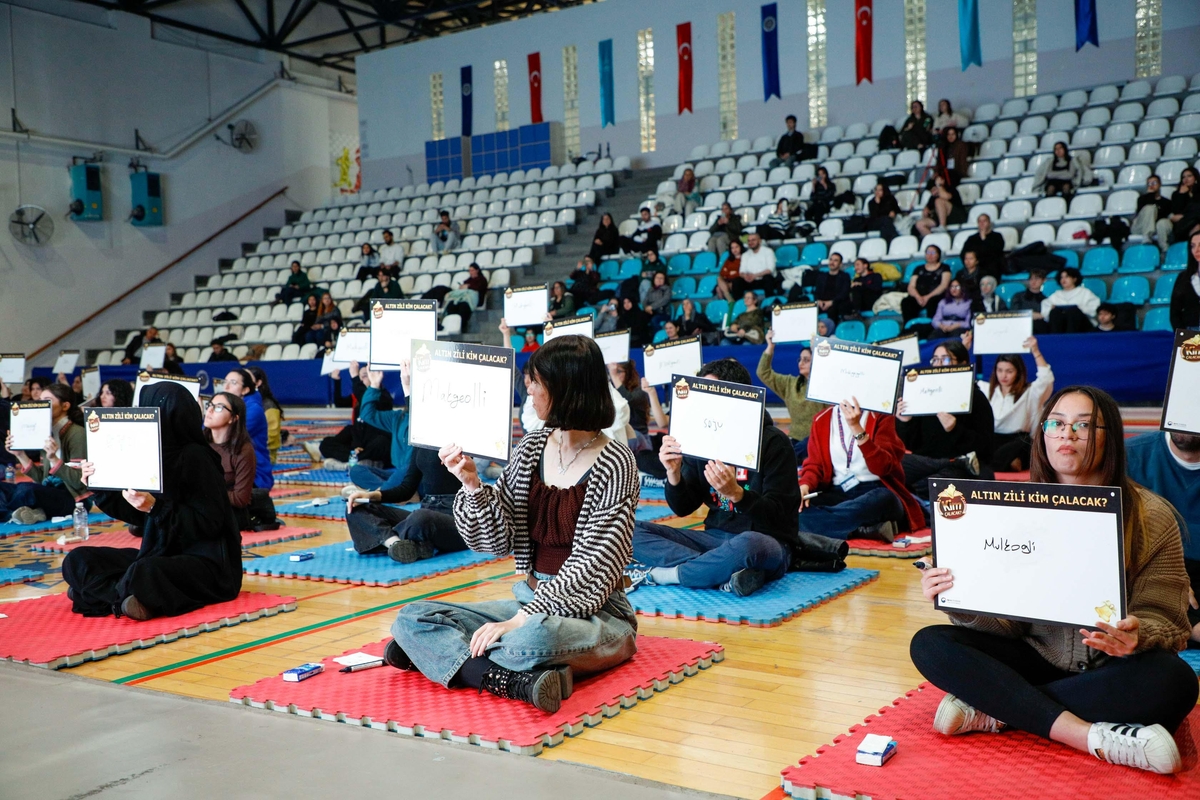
[323,458,349,471]
[302,441,323,461]
[1087,722,1181,774]
[932,694,1005,735]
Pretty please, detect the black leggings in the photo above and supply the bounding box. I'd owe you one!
[1048,305,1093,333]
[910,625,1198,738]
[990,431,1032,472]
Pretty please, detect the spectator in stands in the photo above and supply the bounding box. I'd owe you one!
[1094,303,1120,332]
[955,249,984,288]
[939,127,970,185]
[222,368,272,491]
[246,366,282,464]
[661,320,681,341]
[1042,266,1100,333]
[121,326,161,365]
[521,329,540,353]
[1167,167,1200,244]
[275,261,312,305]
[98,379,133,409]
[732,232,777,296]
[1034,142,1089,200]
[203,392,255,530]
[911,386,1196,776]
[588,212,620,263]
[209,340,239,363]
[428,210,461,254]
[817,316,836,337]
[67,383,243,621]
[961,213,1005,280]
[378,230,405,276]
[723,291,765,345]
[925,278,978,337]
[547,280,576,321]
[1132,175,1174,254]
[716,238,744,302]
[797,395,925,543]
[673,168,702,216]
[626,249,667,305]
[758,330,820,461]
[305,291,342,348]
[863,184,900,242]
[359,268,403,321]
[850,258,883,315]
[915,173,966,237]
[161,343,185,374]
[758,199,793,241]
[355,243,381,281]
[707,202,743,256]
[2,384,89,525]
[812,252,852,322]
[608,361,652,452]
[898,100,934,150]
[674,297,715,343]
[1008,267,1050,332]
[932,99,969,136]
[979,275,1005,314]
[968,333,1053,472]
[1126,429,1200,646]
[806,167,836,223]
[594,298,619,334]
[618,207,662,255]
[568,256,601,305]
[770,114,807,168]
[901,245,952,322]
[443,263,488,328]
[643,272,672,330]
[292,294,320,346]
[629,358,801,597]
[895,339,993,494]
[1170,231,1200,330]
[617,297,652,347]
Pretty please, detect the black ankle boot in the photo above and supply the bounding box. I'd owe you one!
[383,639,413,670]
[387,539,436,564]
[479,665,563,713]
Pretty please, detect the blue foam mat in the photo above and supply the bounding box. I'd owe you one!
[635,505,675,522]
[0,512,110,539]
[639,484,666,502]
[1182,649,1200,676]
[276,468,350,485]
[0,567,44,586]
[628,567,879,626]
[243,541,504,586]
[276,497,417,519]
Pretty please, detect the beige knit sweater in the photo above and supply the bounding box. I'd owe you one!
[949,486,1191,673]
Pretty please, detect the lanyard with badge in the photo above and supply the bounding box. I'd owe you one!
[835,408,860,492]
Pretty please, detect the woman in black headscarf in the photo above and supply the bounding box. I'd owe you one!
[63,382,243,619]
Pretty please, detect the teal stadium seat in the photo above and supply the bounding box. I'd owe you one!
[1081,247,1118,276]
[695,275,718,297]
[667,254,691,275]
[800,243,828,265]
[1082,277,1108,300]
[835,320,867,342]
[1118,244,1159,273]
[599,261,620,281]
[775,245,799,267]
[996,282,1024,305]
[706,299,729,324]
[690,251,717,274]
[652,328,669,343]
[671,277,695,299]
[1142,307,1171,331]
[867,318,901,342]
[1149,272,1177,305]
[1109,275,1149,305]
[1163,241,1188,271]
[1052,249,1080,268]
[618,259,641,279]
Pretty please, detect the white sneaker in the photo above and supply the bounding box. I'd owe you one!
[340,483,363,498]
[1087,722,1181,774]
[323,458,349,471]
[302,441,323,462]
[932,694,1004,735]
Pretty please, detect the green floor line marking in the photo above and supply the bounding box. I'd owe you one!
[113,570,516,685]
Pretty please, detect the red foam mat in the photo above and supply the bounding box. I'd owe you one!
[0,591,297,669]
[847,530,931,559]
[29,526,321,553]
[269,487,309,499]
[781,683,1200,799]
[995,470,1031,482]
[230,635,723,755]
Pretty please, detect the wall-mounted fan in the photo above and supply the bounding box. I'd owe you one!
[9,205,54,245]
[216,120,259,153]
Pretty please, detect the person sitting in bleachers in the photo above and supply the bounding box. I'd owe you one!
[674,297,716,343]
[924,278,979,338]
[955,249,984,288]
[588,212,620,263]
[1131,175,1173,255]
[222,368,273,491]
[121,326,161,365]
[520,328,540,352]
[161,343,185,374]
[716,238,744,302]
[911,386,1196,776]
[863,184,900,242]
[898,100,934,150]
[673,168,702,216]
[915,173,967,238]
[723,291,765,345]
[443,263,488,327]
[979,275,1005,314]
[643,272,672,330]
[428,210,461,254]
[357,267,404,321]
[901,245,952,322]
[2,384,89,525]
[1042,266,1099,334]
[732,232,778,296]
[1034,142,1091,200]
[624,249,667,305]
[354,243,381,281]
[618,207,662,255]
[305,291,343,348]
[806,167,836,223]
[932,99,969,136]
[629,358,801,596]
[939,127,970,185]
[1094,303,1121,332]
[810,252,852,322]
[568,256,601,305]
[378,229,405,276]
[208,340,239,363]
[849,258,884,315]
[706,202,743,255]
[613,297,651,347]
[1007,267,1049,332]
[291,294,320,345]
[547,280,576,321]
[797,394,925,543]
[960,213,1006,280]
[895,339,994,494]
[758,200,793,241]
[770,114,808,168]
[274,260,312,305]
[757,330,820,461]
[1167,168,1200,245]
[965,332,1053,473]
[1170,231,1200,330]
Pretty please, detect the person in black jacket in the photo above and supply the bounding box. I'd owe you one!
[1007,267,1050,333]
[894,339,994,496]
[628,359,802,597]
[806,167,836,223]
[960,213,1006,280]
[813,253,853,322]
[121,326,161,365]
[864,184,900,241]
[208,340,240,363]
[568,256,602,306]
[849,258,883,315]
[1170,231,1200,331]
[770,115,807,168]
[587,212,620,263]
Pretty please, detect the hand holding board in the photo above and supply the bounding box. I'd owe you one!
[502,285,549,327]
[642,336,703,386]
[806,337,903,414]
[971,311,1032,355]
[85,408,165,493]
[900,365,975,416]
[369,300,438,370]
[1161,329,1200,436]
[9,401,52,450]
[667,375,766,470]
[53,350,80,375]
[769,302,819,344]
[80,368,101,401]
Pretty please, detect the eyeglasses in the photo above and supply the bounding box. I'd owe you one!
[929,355,952,366]
[205,402,231,413]
[1042,419,1105,439]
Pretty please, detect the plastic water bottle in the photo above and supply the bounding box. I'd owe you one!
[4,464,13,484]
[73,502,89,541]
[347,450,359,470]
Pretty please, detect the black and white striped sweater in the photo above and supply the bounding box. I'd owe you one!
[453,428,639,618]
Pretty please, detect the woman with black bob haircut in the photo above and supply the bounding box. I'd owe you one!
[384,335,640,713]
[911,385,1196,774]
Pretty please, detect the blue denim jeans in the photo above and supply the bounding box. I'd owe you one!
[391,574,638,687]
[796,482,903,540]
[347,464,396,492]
[632,522,789,589]
[0,481,78,519]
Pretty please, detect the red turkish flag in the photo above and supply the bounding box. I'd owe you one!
[528,52,543,124]
[855,0,873,84]
[677,22,693,115]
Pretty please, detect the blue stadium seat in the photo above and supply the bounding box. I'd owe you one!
[1109,275,1149,305]
[996,282,1024,305]
[1052,249,1080,268]
[1081,247,1118,276]
[667,254,691,275]
[903,260,924,282]
[598,281,619,293]
[618,258,641,279]
[652,328,669,343]
[690,251,717,274]
[800,243,828,265]
[706,299,729,324]
[866,318,901,342]
[1142,307,1171,331]
[694,275,718,297]
[1163,241,1188,271]
[671,276,696,299]
[1082,277,1108,301]
[510,334,523,349]
[1149,272,1177,305]
[775,244,800,267]
[836,320,867,342]
[1118,244,1159,274]
[944,256,963,273]
[599,261,619,281]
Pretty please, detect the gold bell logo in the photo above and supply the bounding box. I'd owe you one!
[414,343,432,372]
[1182,333,1200,363]
[87,410,100,433]
[673,378,690,400]
[371,301,384,320]
[936,484,967,520]
[906,369,919,383]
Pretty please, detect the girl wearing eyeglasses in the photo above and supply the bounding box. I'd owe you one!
[203,392,255,531]
[911,385,1196,775]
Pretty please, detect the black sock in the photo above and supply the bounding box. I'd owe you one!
[454,655,497,689]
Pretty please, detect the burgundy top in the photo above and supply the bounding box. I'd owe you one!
[527,465,589,576]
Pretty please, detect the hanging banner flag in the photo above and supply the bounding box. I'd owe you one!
[1075,0,1098,51]
[460,65,473,137]
[677,22,693,115]
[855,0,873,84]
[599,39,615,128]
[761,3,780,102]
[527,53,543,125]
[958,0,982,71]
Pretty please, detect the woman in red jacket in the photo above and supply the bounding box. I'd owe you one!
[797,397,924,541]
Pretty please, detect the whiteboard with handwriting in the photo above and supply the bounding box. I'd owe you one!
[86,408,164,493]
[668,375,765,471]
[900,365,975,416]
[543,315,594,342]
[53,351,80,375]
[642,337,703,386]
[333,327,371,364]
[503,286,549,327]
[806,337,903,414]
[140,343,167,370]
[595,330,631,365]
[9,402,51,450]
[0,354,26,384]
[369,300,438,371]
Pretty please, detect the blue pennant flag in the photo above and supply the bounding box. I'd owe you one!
[598,39,615,128]
[460,65,473,138]
[761,3,780,102]
[1075,0,1099,51]
[958,0,982,71]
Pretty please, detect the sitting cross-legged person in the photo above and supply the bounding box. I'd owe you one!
[797,396,925,542]
[627,359,803,597]
[383,336,639,714]
[2,384,90,525]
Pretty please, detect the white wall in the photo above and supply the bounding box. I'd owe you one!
[357,0,1200,186]
[0,3,358,365]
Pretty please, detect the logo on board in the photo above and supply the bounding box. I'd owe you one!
[936,484,966,520]
[1182,333,1200,362]
[87,411,100,433]
[673,378,690,400]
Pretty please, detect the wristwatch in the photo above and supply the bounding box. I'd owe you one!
[853,431,868,442]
